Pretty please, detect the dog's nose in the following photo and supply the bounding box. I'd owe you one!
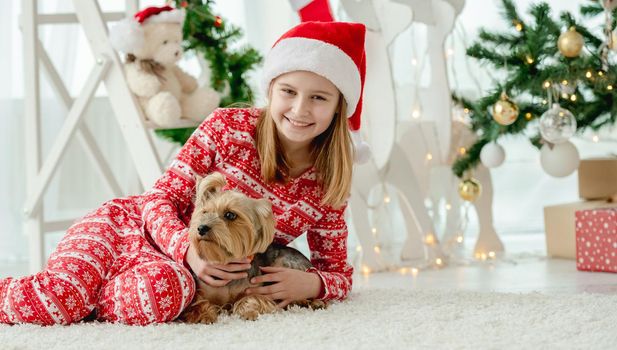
[174,51,179,57]
[198,224,211,236]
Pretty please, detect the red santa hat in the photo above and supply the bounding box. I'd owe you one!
[261,21,371,163]
[110,6,185,53]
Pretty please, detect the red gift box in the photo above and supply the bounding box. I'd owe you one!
[575,208,617,273]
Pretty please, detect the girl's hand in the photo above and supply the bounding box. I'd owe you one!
[185,245,252,287]
[244,266,323,308]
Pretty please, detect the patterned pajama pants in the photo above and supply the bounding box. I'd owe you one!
[0,201,196,326]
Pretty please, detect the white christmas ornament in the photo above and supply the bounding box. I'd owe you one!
[540,141,580,178]
[539,103,577,144]
[480,142,505,168]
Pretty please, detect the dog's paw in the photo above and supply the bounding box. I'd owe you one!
[232,295,277,321]
[179,300,220,324]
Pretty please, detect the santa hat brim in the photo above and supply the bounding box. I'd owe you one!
[143,8,185,24]
[261,37,361,119]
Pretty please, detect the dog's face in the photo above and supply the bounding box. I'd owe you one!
[189,172,275,264]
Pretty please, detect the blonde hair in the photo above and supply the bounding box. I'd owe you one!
[255,97,353,209]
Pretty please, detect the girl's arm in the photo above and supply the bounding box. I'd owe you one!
[306,204,354,301]
[140,109,229,265]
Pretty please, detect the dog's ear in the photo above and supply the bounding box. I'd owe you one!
[253,198,275,253]
[195,172,227,205]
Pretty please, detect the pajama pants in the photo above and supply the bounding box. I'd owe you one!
[0,199,196,326]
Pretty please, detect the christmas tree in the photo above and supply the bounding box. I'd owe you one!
[156,0,262,144]
[452,0,617,179]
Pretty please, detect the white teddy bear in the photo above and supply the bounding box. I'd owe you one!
[110,6,220,127]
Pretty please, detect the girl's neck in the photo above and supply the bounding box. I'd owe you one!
[279,139,313,177]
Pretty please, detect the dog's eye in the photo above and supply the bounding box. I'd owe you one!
[224,211,237,220]
[163,40,168,45]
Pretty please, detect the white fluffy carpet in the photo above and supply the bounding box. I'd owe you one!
[1,287,615,349]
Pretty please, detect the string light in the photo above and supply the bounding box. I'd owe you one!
[525,112,532,120]
[424,234,435,245]
[543,81,551,88]
[411,268,419,276]
[383,195,391,204]
[374,246,381,254]
[356,246,362,252]
[608,85,613,91]
[598,71,604,77]
[592,134,599,143]
[585,71,593,78]
[445,203,452,210]
[361,265,371,275]
[542,99,547,105]
[464,108,470,114]
[456,236,464,243]
[411,58,418,66]
[525,55,534,64]
[561,80,568,85]
[412,108,421,119]
[488,251,496,258]
[459,147,467,155]
[371,227,377,235]
[435,258,443,266]
[570,95,577,102]
[426,153,433,161]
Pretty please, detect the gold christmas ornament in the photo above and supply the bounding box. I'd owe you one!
[492,91,519,126]
[558,27,584,58]
[458,178,482,202]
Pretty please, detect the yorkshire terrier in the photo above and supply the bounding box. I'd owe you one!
[179,172,325,324]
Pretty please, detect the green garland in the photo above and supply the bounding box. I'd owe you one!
[155,0,262,145]
[452,0,617,178]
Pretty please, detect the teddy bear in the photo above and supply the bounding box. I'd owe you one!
[110,6,220,127]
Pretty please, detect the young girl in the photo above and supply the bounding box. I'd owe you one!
[0,19,369,326]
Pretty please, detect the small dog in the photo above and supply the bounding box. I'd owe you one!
[179,172,325,324]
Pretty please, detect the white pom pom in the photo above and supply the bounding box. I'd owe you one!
[109,19,144,53]
[354,141,372,164]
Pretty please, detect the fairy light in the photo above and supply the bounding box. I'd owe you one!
[426,153,433,161]
[371,227,377,235]
[383,195,391,204]
[356,245,362,252]
[570,95,577,102]
[424,234,435,245]
[488,251,496,258]
[586,71,593,78]
[398,267,409,275]
[446,48,455,57]
[592,134,599,143]
[412,108,421,119]
[608,85,613,91]
[513,20,523,32]
[561,80,568,86]
[445,203,452,210]
[361,265,371,275]
[543,81,551,88]
[525,55,534,64]
[411,268,419,276]
[374,246,381,254]
[598,71,604,77]
[456,236,464,243]
[464,108,470,114]
[459,147,466,155]
[525,112,532,120]
[542,99,547,105]
[411,58,418,66]
[435,258,443,266]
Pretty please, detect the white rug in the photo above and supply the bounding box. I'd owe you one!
[1,287,615,350]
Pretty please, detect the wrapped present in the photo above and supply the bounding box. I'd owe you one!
[544,201,617,259]
[578,157,617,200]
[575,208,617,273]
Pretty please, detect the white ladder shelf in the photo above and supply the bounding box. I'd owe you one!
[21,0,187,272]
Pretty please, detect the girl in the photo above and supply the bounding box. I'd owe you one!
[0,18,369,326]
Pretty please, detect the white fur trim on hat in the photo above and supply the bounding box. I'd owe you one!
[261,37,362,118]
[109,18,144,53]
[144,8,186,24]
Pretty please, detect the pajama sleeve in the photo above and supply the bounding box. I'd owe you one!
[306,203,353,301]
[140,109,230,265]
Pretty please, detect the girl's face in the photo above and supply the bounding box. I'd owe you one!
[269,71,340,151]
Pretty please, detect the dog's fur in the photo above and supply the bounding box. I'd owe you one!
[179,173,325,324]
